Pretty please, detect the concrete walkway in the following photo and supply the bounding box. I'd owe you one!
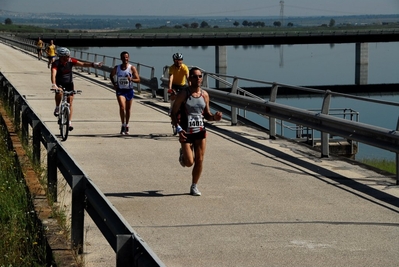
[1,42,399,267]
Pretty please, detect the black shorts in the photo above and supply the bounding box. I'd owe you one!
[58,83,74,92]
[172,84,188,93]
[182,131,206,144]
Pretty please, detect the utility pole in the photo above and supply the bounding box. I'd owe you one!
[280,1,284,26]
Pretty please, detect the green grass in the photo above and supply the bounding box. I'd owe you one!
[0,24,69,33]
[0,123,48,266]
[359,157,396,174]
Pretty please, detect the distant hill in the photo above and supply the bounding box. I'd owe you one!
[1,9,398,30]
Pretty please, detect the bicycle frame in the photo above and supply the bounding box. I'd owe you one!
[51,88,81,141]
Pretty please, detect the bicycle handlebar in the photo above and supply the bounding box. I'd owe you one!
[50,88,82,95]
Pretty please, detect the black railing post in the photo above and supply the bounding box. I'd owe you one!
[47,142,58,202]
[116,235,134,266]
[32,119,41,165]
[71,174,86,254]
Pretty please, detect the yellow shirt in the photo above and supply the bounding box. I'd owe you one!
[36,40,44,49]
[46,44,56,57]
[168,63,189,86]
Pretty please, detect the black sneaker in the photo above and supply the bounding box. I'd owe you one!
[69,125,74,131]
[120,126,126,135]
[53,107,59,117]
[125,126,130,135]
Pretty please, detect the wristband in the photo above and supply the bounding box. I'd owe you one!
[176,125,183,133]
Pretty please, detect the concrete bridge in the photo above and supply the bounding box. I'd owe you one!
[1,42,399,267]
[15,28,399,86]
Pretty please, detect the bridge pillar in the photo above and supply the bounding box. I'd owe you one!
[355,43,368,85]
[215,46,227,89]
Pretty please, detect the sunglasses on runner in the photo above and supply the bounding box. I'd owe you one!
[190,75,203,79]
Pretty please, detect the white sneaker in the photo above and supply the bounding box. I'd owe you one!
[190,185,201,196]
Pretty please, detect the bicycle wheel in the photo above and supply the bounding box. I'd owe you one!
[60,106,70,141]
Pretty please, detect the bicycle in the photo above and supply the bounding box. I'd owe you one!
[51,88,82,141]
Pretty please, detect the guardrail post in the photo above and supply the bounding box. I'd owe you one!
[396,117,399,185]
[162,66,169,102]
[86,52,91,74]
[102,55,107,80]
[94,54,99,77]
[116,235,134,266]
[47,142,58,202]
[32,119,41,165]
[269,83,279,139]
[231,77,239,126]
[21,103,29,146]
[14,94,21,129]
[320,91,332,157]
[71,174,86,254]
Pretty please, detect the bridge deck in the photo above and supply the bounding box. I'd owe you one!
[1,43,398,267]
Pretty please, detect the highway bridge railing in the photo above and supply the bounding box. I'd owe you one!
[0,34,159,96]
[0,73,166,267]
[161,67,399,184]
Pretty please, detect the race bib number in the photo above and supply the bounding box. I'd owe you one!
[118,77,129,87]
[188,115,204,129]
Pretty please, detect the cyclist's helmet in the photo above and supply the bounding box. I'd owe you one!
[57,47,70,57]
[172,53,183,60]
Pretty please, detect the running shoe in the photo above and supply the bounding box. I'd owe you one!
[190,184,201,196]
[120,126,126,135]
[69,124,74,131]
[125,126,130,135]
[179,148,185,167]
[53,107,59,117]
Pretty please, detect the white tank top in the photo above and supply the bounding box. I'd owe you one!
[116,64,133,89]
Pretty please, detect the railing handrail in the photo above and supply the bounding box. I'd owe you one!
[0,34,159,95]
[0,73,166,267]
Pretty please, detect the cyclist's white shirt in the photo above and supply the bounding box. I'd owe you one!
[116,64,133,89]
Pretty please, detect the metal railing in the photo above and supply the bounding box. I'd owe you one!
[0,34,159,95]
[0,74,166,267]
[161,68,399,183]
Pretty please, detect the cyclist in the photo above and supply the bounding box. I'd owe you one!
[168,53,189,134]
[51,47,102,131]
[168,53,189,96]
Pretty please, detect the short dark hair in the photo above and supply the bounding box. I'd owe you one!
[120,51,129,59]
[189,67,201,76]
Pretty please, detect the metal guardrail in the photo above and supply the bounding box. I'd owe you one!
[0,34,159,95]
[160,67,399,184]
[0,74,166,267]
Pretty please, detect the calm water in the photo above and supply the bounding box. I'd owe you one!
[75,43,399,160]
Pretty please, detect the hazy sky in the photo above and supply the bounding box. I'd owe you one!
[2,0,398,17]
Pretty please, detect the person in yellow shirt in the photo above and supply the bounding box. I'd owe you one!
[36,37,44,60]
[168,53,189,96]
[168,53,189,135]
[45,40,56,68]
